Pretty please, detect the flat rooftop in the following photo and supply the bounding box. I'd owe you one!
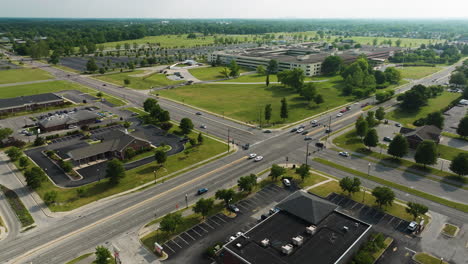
[0,93,63,110]
[222,191,371,264]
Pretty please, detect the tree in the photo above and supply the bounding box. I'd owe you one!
[301,83,317,102]
[374,70,386,85]
[106,159,125,185]
[372,186,395,208]
[449,72,466,86]
[43,191,58,205]
[124,78,130,86]
[355,116,368,139]
[19,156,29,169]
[265,74,270,87]
[143,98,158,112]
[266,59,278,74]
[449,153,468,177]
[375,107,385,121]
[237,174,257,193]
[256,65,266,75]
[96,92,103,101]
[425,111,444,129]
[395,39,402,47]
[34,136,45,146]
[384,67,402,84]
[95,246,112,264]
[158,110,170,122]
[179,118,194,134]
[154,149,167,166]
[197,132,204,144]
[48,50,60,65]
[339,177,361,196]
[215,189,235,207]
[99,68,105,74]
[86,58,98,72]
[414,140,438,167]
[295,164,310,181]
[366,111,377,127]
[277,68,304,93]
[313,94,324,105]
[406,202,428,220]
[6,147,22,161]
[387,134,409,158]
[264,104,272,123]
[321,55,343,75]
[270,164,286,180]
[160,122,173,133]
[229,60,240,78]
[0,127,13,141]
[24,166,45,189]
[280,98,288,121]
[219,67,230,78]
[160,212,183,232]
[363,129,378,150]
[456,116,468,138]
[193,198,214,219]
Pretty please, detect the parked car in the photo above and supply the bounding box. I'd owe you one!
[197,188,208,195]
[254,156,264,162]
[339,151,350,157]
[269,208,280,215]
[263,130,272,133]
[395,123,401,127]
[283,178,291,187]
[407,221,418,231]
[383,136,393,142]
[248,153,257,159]
[228,204,240,213]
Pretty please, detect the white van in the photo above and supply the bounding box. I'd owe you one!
[283,179,291,187]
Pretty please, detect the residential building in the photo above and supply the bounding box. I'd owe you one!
[400,125,442,148]
[0,93,65,115]
[218,191,372,264]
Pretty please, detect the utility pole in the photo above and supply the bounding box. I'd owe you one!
[305,142,310,166]
[227,128,230,152]
[185,194,188,208]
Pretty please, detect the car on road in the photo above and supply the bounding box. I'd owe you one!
[197,188,208,195]
[200,124,207,129]
[301,130,309,135]
[311,123,319,127]
[290,128,297,133]
[339,151,350,157]
[254,156,263,162]
[407,221,418,231]
[395,123,401,127]
[336,113,343,117]
[102,84,107,86]
[263,130,272,133]
[361,103,370,108]
[242,143,250,150]
[248,153,257,159]
[283,179,291,187]
[310,120,318,125]
[315,142,324,148]
[296,128,304,133]
[325,128,332,133]
[298,125,305,129]
[383,136,393,142]
[195,112,202,115]
[228,204,240,213]
[304,136,312,141]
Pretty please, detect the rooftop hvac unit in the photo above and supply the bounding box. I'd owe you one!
[292,236,304,246]
[343,226,349,232]
[306,225,317,235]
[281,244,293,255]
[235,243,242,249]
[260,238,270,247]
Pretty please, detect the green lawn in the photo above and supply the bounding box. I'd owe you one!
[0,184,35,227]
[189,66,248,81]
[65,253,93,264]
[414,253,448,264]
[158,76,353,125]
[95,71,184,90]
[387,92,461,127]
[349,37,442,48]
[0,68,53,85]
[437,144,468,160]
[100,34,257,49]
[21,129,226,211]
[442,223,458,236]
[399,66,443,79]
[124,107,148,116]
[223,73,277,83]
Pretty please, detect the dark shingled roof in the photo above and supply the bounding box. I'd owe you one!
[400,125,441,141]
[0,93,63,110]
[276,190,337,225]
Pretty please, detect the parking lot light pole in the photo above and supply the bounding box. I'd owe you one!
[185,194,188,208]
[305,142,310,166]
[153,170,157,183]
[227,128,230,152]
[367,163,371,176]
[362,187,365,203]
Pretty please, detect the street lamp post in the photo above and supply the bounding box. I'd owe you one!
[362,187,365,203]
[367,163,371,176]
[97,168,100,181]
[305,142,310,166]
[154,170,157,183]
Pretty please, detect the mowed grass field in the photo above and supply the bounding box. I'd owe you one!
[189,66,249,81]
[101,34,257,49]
[95,70,184,90]
[387,91,461,127]
[349,36,442,47]
[158,76,353,125]
[399,66,444,79]
[0,68,53,85]
[0,80,127,106]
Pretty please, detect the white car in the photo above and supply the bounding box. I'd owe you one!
[248,153,257,159]
[254,156,263,162]
[296,128,304,133]
[200,124,207,129]
[407,221,418,231]
[310,120,318,124]
[339,151,349,157]
[283,179,291,187]
[336,113,343,117]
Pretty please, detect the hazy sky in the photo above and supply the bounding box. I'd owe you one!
[1,0,468,19]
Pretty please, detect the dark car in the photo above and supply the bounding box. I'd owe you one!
[361,103,369,108]
[228,204,240,213]
[315,142,324,148]
[304,136,312,141]
[383,136,393,142]
[325,128,332,133]
[197,188,208,195]
[311,123,319,127]
[263,130,272,133]
[290,128,298,133]
[195,112,202,115]
[301,130,309,135]
[242,143,250,150]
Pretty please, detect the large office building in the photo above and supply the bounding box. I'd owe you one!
[208,44,400,76]
[0,93,65,114]
[218,191,372,264]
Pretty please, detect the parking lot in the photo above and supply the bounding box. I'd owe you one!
[443,104,467,134]
[162,184,296,263]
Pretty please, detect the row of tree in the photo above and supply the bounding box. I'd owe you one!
[397,84,444,111]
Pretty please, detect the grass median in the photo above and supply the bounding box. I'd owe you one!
[413,252,448,264]
[0,184,35,227]
[95,71,184,90]
[313,158,468,213]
